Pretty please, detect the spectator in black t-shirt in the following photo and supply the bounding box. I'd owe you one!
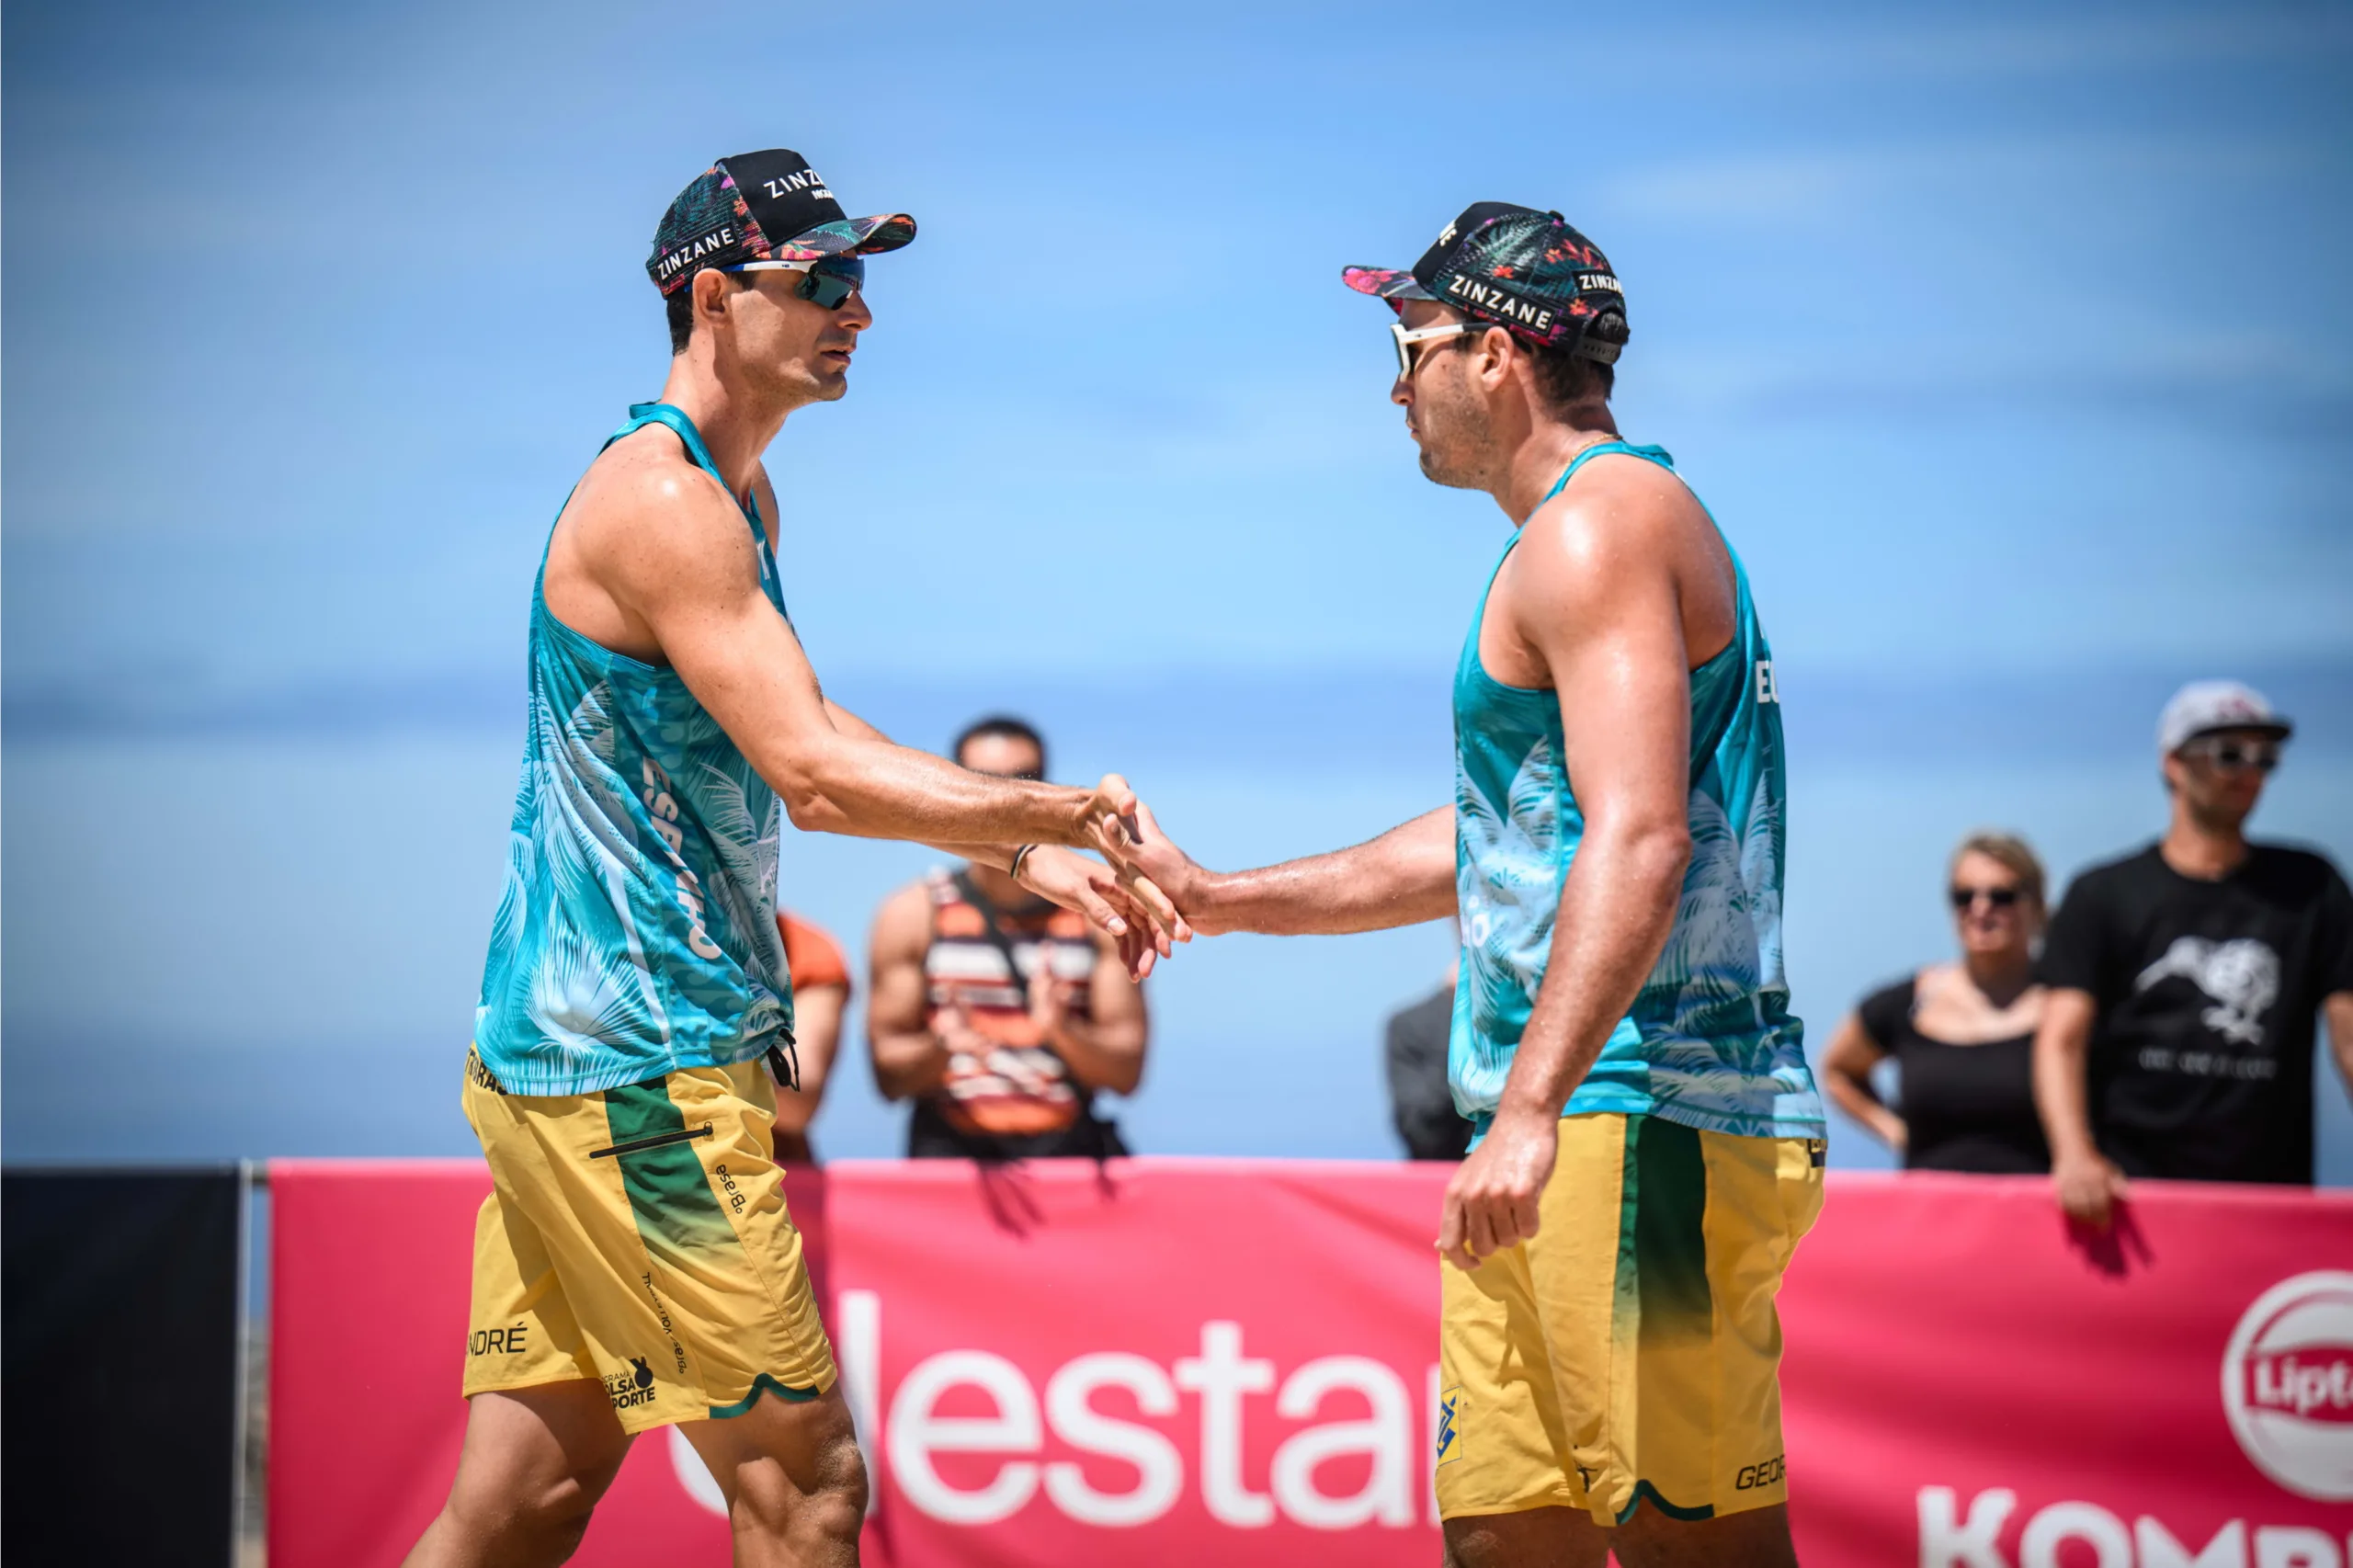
[2033,680,2353,1224]
[1384,962,1472,1160]
[1822,833,2052,1173]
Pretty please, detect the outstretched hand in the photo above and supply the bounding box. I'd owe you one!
[1104,801,1242,937]
[1082,781,1196,949]
[1013,844,1186,982]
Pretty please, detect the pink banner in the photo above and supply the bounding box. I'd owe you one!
[271,1159,2353,1566]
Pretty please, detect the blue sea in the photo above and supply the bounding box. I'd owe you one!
[6,660,2347,1181]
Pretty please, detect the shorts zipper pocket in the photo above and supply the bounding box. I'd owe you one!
[587,1124,714,1160]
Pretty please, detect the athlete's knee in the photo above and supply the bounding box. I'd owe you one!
[1443,1507,1607,1568]
[728,1424,867,1545]
[439,1464,608,1564]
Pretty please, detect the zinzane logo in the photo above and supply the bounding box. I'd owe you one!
[654,226,736,281]
[1443,274,1555,333]
[2222,1271,2353,1500]
[763,168,832,201]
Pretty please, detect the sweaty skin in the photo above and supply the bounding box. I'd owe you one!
[407,243,1181,1568]
[1120,298,1804,1568]
[1132,300,1735,1267]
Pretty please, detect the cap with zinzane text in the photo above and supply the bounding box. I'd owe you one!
[1342,201,1628,363]
[647,148,915,297]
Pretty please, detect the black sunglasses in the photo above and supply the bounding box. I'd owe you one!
[1950,886,2021,911]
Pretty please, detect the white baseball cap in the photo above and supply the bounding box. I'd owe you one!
[2157,680,2294,756]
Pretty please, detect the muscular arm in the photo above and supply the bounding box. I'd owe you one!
[574,452,1120,850]
[2032,987,2127,1223]
[1163,806,1457,936]
[823,694,1178,971]
[1042,934,1149,1096]
[1436,474,1714,1268]
[866,882,949,1101]
[1820,1013,1904,1153]
[1488,508,1698,1127]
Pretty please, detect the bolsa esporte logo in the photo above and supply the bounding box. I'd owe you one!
[2222,1270,2353,1501]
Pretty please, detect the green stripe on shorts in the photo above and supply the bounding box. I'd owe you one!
[603,1077,736,1256]
[1613,1115,1719,1526]
[1632,1116,1712,1341]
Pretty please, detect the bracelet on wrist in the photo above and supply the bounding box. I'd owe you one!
[1008,845,1039,881]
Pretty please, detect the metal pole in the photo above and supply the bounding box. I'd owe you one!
[231,1159,256,1567]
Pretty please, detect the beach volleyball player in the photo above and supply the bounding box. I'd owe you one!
[405,150,1177,1568]
[1127,207,1826,1566]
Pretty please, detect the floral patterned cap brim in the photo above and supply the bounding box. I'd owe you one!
[1341,266,1436,303]
[764,213,919,263]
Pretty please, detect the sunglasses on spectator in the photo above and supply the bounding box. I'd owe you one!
[722,254,864,310]
[2182,737,2281,773]
[1949,886,2022,911]
[1391,320,1480,378]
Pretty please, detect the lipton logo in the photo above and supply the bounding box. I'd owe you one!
[2222,1271,2353,1499]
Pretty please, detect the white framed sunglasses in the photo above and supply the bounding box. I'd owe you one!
[1390,320,1481,377]
[720,254,864,309]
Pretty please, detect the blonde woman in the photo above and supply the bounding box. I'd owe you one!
[1823,833,2052,1173]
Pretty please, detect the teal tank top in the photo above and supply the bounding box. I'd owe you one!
[472,403,794,1096]
[1449,441,1823,1140]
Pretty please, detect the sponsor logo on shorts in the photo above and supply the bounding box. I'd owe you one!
[604,1356,659,1412]
[465,1048,506,1096]
[1436,1385,1465,1466]
[2222,1270,2353,1500]
[715,1161,747,1216]
[467,1322,530,1358]
[642,1273,690,1376]
[1735,1454,1786,1491]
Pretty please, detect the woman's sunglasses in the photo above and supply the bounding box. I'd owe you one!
[722,254,865,311]
[1949,886,2022,911]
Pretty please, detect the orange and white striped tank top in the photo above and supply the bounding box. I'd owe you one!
[920,869,1100,1141]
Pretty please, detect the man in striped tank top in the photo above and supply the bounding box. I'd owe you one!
[870,717,1148,1159]
[1125,207,1824,1565]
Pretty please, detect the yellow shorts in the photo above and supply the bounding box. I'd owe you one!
[460,1049,835,1435]
[1436,1111,1824,1528]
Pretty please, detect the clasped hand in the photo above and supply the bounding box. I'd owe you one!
[1011,777,1195,980]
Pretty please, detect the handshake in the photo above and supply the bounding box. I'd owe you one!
[1009,772,1457,982]
[1019,773,1222,982]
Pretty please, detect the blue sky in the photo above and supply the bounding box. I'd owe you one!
[5,0,2350,1170]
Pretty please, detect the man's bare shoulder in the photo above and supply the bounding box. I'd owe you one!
[870,879,937,955]
[1509,450,1722,614]
[558,426,758,589]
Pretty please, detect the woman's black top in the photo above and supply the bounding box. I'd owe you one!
[1857,976,2051,1175]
